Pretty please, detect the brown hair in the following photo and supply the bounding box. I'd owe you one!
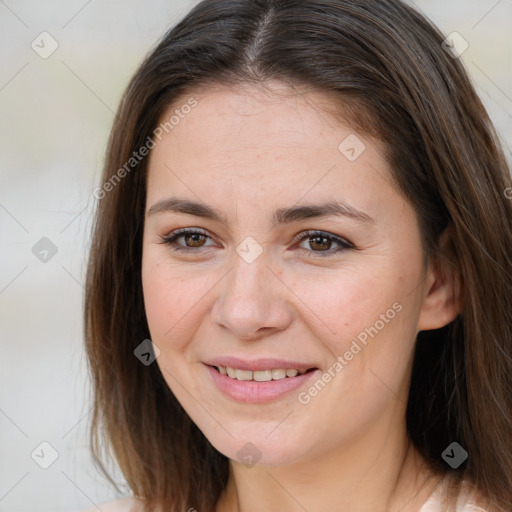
[84,1,512,511]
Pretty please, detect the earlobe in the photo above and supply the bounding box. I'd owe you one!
[417,227,463,332]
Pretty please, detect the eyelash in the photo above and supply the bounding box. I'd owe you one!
[157,228,354,258]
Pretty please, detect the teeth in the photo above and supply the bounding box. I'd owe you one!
[271,368,286,380]
[253,370,272,382]
[235,369,252,381]
[216,365,310,381]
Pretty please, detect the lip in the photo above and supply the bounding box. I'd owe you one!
[203,356,316,372]
[204,363,320,403]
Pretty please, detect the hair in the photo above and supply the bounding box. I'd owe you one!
[83,1,512,511]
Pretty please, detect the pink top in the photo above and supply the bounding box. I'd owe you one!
[419,477,490,512]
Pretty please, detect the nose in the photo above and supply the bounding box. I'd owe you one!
[210,249,293,341]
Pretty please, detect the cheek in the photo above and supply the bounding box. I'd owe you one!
[142,261,176,329]
[141,253,221,353]
[141,260,207,398]
[141,256,196,344]
[287,264,398,345]
[286,258,419,393]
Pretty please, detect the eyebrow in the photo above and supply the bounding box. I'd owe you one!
[146,197,375,226]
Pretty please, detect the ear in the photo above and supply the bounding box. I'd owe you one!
[417,226,463,331]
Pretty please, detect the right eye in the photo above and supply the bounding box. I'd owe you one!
[158,227,218,252]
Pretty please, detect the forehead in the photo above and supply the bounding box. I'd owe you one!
[153,81,365,152]
[145,82,397,224]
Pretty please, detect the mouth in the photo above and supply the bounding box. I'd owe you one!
[203,360,320,403]
[209,365,316,381]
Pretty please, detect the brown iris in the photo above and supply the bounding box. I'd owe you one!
[308,235,331,251]
[184,233,207,247]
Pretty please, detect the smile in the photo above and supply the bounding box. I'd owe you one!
[204,362,320,403]
[215,365,310,381]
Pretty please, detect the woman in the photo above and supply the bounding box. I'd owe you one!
[83,0,512,511]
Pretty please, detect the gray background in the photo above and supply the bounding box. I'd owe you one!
[1,1,511,511]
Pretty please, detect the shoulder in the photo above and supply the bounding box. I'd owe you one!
[455,478,491,512]
[80,497,145,512]
[419,476,491,512]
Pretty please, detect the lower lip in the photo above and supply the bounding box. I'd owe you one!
[205,364,319,403]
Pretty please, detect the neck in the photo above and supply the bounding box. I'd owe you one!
[216,411,442,512]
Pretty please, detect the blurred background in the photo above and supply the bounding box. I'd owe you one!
[0,1,511,511]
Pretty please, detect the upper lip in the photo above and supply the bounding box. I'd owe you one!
[204,357,317,372]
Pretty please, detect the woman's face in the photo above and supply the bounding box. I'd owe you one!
[141,81,437,466]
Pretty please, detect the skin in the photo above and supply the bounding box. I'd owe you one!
[141,80,460,512]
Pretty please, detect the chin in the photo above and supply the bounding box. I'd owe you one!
[205,430,308,467]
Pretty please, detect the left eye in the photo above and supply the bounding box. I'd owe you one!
[293,230,353,257]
